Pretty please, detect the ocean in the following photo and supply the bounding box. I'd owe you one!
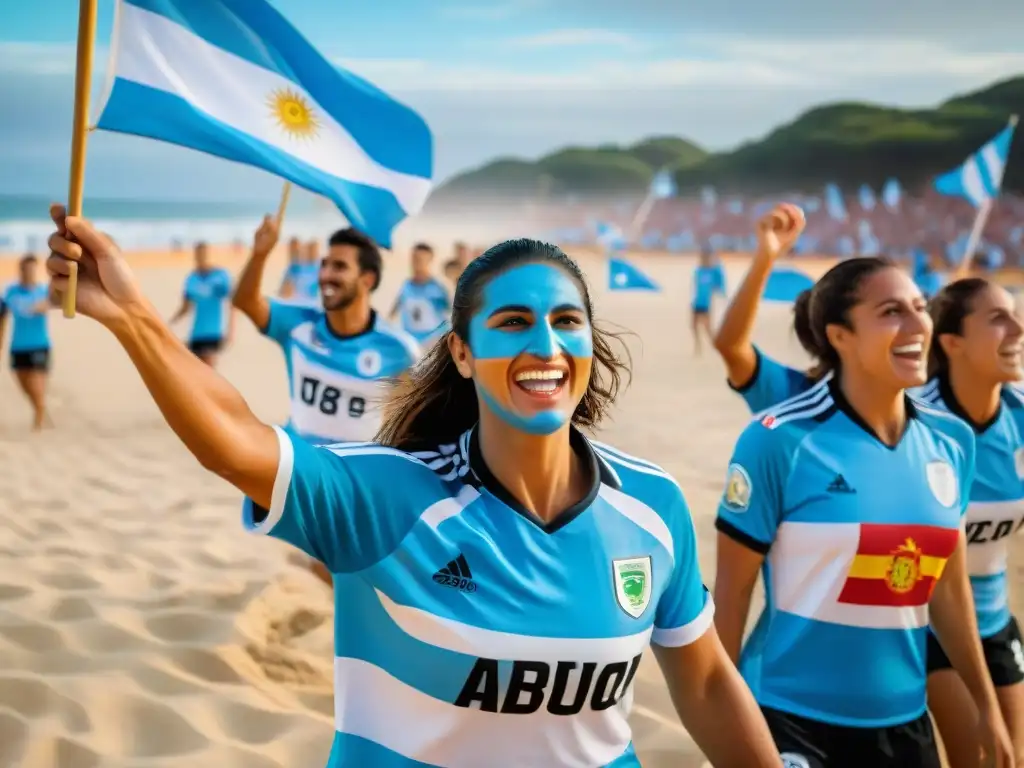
[0,194,346,254]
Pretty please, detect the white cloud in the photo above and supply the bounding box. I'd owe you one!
[502,29,641,49]
[0,42,110,76]
[342,35,1024,94]
[702,37,1024,82]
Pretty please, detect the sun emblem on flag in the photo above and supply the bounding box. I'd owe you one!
[885,538,922,594]
[268,88,319,140]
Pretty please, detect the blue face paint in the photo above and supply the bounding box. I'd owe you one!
[468,263,593,435]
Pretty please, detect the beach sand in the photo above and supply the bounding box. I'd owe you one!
[0,245,1015,767]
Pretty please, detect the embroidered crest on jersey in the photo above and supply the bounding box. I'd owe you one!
[1015,448,1024,480]
[723,464,752,511]
[780,754,811,768]
[613,556,652,618]
[926,460,958,508]
[837,523,958,607]
[357,348,383,377]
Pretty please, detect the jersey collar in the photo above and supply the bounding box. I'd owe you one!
[936,372,1002,434]
[828,376,919,450]
[467,425,619,534]
[320,308,376,343]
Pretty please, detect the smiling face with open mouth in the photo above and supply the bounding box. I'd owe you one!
[467,263,593,435]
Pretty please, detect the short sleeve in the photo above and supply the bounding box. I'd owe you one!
[242,428,448,573]
[714,421,790,553]
[729,346,809,413]
[263,299,319,345]
[653,491,715,647]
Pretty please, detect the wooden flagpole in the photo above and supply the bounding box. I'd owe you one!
[276,182,292,227]
[62,0,99,319]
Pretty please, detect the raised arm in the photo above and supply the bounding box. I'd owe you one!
[713,204,805,388]
[231,216,279,332]
[46,204,278,508]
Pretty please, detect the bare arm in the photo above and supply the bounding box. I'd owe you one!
[930,532,1000,715]
[713,533,764,661]
[654,627,779,767]
[231,215,279,332]
[46,207,279,509]
[713,204,805,388]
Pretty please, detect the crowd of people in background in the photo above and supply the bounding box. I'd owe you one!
[536,189,1024,270]
[0,223,481,433]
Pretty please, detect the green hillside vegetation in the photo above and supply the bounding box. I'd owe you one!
[431,76,1024,204]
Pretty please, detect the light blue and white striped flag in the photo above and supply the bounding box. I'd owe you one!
[94,0,434,247]
[650,169,677,200]
[824,183,847,221]
[934,118,1017,208]
[858,184,876,212]
[882,178,902,211]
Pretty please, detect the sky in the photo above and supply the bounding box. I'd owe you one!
[1,0,1023,203]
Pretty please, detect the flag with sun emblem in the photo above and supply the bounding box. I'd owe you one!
[93,0,433,247]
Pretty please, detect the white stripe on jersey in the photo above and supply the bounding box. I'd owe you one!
[598,485,675,561]
[760,386,835,430]
[375,316,423,362]
[420,485,480,530]
[255,425,295,534]
[965,499,1024,576]
[651,594,715,648]
[374,587,653,662]
[593,446,680,489]
[333,656,634,768]
[752,371,832,422]
[770,521,930,629]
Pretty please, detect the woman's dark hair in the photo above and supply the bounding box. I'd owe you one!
[376,238,631,448]
[792,256,896,376]
[926,277,990,378]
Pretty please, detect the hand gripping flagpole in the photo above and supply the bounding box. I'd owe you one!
[62,0,100,319]
[956,114,1018,279]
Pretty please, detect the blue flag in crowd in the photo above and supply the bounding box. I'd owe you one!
[934,118,1017,208]
[609,257,659,291]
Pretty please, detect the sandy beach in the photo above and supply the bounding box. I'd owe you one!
[0,244,1017,767]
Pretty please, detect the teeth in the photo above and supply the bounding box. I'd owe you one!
[514,370,565,382]
[893,343,923,354]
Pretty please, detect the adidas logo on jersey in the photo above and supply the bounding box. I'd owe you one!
[827,474,855,494]
[433,553,478,593]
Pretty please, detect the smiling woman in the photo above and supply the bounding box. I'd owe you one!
[713,258,1015,767]
[45,213,782,768]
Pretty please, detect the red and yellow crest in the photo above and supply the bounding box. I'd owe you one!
[885,538,922,594]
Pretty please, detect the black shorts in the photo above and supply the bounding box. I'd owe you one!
[10,348,50,371]
[926,615,1024,686]
[763,706,940,768]
[188,337,224,357]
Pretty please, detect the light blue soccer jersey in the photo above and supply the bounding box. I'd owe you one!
[716,379,974,727]
[263,301,420,444]
[692,266,724,311]
[0,282,50,352]
[913,377,1024,638]
[242,426,713,767]
[183,268,232,342]
[283,262,321,301]
[729,346,818,414]
[395,278,451,342]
